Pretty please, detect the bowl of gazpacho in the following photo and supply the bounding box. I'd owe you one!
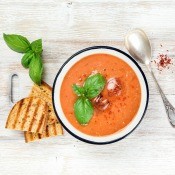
[52,46,149,144]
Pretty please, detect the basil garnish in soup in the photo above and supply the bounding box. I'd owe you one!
[84,73,105,99]
[74,97,94,125]
[72,73,106,125]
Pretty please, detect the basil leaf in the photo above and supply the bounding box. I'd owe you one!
[74,97,93,124]
[31,39,42,54]
[72,84,85,96]
[29,54,43,85]
[3,33,30,53]
[84,73,106,99]
[21,50,34,68]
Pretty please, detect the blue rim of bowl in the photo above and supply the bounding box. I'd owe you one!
[52,46,149,145]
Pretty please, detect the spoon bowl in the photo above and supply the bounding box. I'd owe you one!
[125,29,151,65]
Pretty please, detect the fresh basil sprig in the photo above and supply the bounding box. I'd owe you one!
[3,33,43,85]
[31,39,43,54]
[3,34,30,53]
[21,50,34,68]
[29,54,43,85]
[72,73,106,125]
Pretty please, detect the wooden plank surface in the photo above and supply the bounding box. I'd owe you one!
[1,0,175,174]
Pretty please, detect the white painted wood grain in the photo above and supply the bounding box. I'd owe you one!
[1,0,175,175]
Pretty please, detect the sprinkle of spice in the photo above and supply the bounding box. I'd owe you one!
[152,44,174,71]
[154,54,173,71]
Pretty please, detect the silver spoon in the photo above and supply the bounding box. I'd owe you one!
[125,28,175,127]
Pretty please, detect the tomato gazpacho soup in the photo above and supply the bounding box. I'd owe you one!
[60,53,141,136]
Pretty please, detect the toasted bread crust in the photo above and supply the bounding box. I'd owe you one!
[6,97,48,134]
[29,81,58,124]
[24,122,63,143]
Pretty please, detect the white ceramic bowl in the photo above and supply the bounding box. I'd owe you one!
[52,46,149,144]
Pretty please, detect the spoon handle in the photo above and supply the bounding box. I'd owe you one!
[147,66,175,126]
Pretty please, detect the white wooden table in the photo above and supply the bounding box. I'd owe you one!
[1,0,175,174]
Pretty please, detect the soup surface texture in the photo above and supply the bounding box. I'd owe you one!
[60,54,141,136]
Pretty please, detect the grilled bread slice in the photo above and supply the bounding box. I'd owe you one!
[6,97,48,134]
[29,81,58,125]
[24,121,63,143]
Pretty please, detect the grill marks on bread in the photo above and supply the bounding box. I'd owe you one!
[5,81,63,143]
[24,82,63,143]
[6,97,48,134]
[24,122,63,143]
[29,81,58,124]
